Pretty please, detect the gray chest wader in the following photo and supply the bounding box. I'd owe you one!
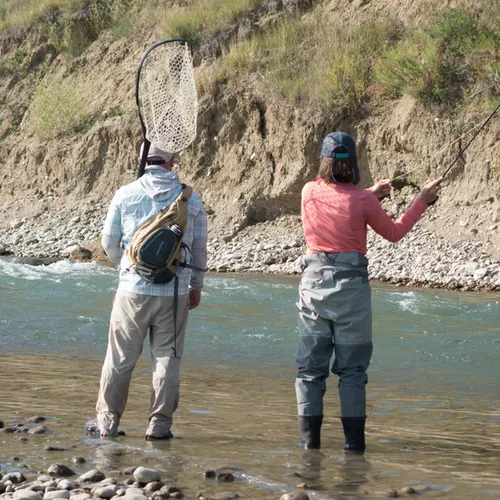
[295,251,371,453]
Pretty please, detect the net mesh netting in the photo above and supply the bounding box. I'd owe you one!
[139,41,197,153]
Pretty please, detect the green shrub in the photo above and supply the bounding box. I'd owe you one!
[220,14,399,112]
[30,78,88,139]
[375,30,441,101]
[375,7,500,104]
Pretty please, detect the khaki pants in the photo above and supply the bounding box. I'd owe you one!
[96,290,189,436]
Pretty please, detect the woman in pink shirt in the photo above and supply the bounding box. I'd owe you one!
[296,131,442,453]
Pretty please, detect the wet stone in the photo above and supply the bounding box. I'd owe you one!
[3,473,27,484]
[280,493,309,500]
[47,465,76,477]
[216,473,234,483]
[209,494,239,500]
[142,482,162,495]
[382,489,399,498]
[56,480,73,490]
[27,416,46,423]
[203,471,216,479]
[156,486,180,496]
[13,491,42,500]
[71,458,86,465]
[43,491,70,500]
[28,426,49,435]
[67,489,88,496]
[93,486,119,499]
[400,486,418,495]
[78,471,105,484]
[27,485,44,493]
[132,468,160,484]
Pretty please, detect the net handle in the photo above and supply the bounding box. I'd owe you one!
[135,39,193,179]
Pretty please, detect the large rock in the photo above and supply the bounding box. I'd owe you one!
[3,473,27,484]
[132,468,161,484]
[47,465,75,477]
[43,491,70,500]
[13,491,42,500]
[77,470,105,484]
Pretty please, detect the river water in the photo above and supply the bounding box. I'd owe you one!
[1,258,500,499]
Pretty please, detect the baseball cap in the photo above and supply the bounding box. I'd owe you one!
[321,132,357,159]
[139,143,180,164]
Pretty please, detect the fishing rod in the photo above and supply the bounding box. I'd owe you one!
[390,102,500,183]
[441,102,500,178]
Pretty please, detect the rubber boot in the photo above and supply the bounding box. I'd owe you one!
[298,415,323,450]
[341,416,366,453]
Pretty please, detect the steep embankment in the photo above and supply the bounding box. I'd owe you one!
[0,0,499,290]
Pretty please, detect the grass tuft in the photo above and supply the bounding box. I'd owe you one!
[30,78,88,139]
[375,7,500,104]
[161,0,260,49]
[220,13,400,113]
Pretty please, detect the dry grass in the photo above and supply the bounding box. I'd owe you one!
[160,0,260,47]
[30,77,89,139]
[219,12,399,113]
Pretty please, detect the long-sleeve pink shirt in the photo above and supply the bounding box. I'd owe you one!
[301,179,428,255]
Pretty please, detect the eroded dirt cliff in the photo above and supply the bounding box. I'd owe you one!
[0,0,499,259]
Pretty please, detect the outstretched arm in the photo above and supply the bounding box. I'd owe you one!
[364,177,443,242]
[367,179,392,199]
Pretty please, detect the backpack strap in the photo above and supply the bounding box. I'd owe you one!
[127,184,192,266]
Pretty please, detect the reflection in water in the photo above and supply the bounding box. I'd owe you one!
[2,354,500,499]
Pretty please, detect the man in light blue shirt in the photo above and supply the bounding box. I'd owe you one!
[95,144,208,440]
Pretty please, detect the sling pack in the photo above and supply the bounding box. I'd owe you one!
[127,184,192,284]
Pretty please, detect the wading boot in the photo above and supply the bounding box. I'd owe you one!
[341,416,366,453]
[298,415,323,450]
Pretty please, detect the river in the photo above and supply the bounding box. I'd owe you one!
[1,258,499,499]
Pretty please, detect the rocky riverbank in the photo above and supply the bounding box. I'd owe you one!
[0,196,499,293]
[0,416,437,500]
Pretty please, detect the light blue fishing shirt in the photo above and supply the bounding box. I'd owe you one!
[102,166,208,297]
